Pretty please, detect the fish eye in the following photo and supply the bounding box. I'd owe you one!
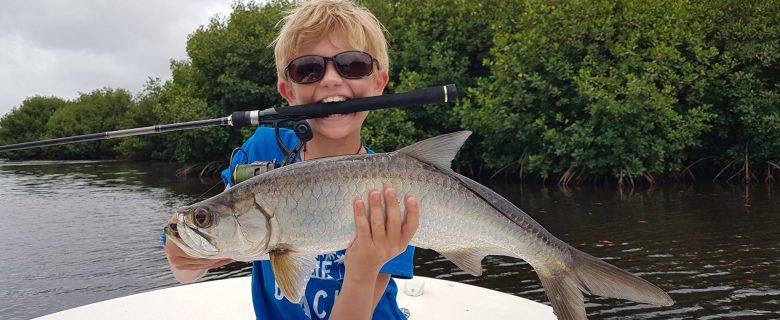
[193,208,213,228]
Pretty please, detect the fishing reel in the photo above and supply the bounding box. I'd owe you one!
[231,120,313,185]
[232,160,279,184]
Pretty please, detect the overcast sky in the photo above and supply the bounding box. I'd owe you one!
[0,0,235,117]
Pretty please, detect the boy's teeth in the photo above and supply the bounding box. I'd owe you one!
[321,96,347,103]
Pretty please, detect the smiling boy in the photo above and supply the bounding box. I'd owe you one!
[164,1,419,319]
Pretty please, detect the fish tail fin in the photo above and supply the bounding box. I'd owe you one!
[537,248,674,320]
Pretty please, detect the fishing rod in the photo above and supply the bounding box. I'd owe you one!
[0,84,457,153]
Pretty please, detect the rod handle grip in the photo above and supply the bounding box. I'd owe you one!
[274,84,457,119]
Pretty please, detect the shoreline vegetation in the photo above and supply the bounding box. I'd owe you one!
[1,0,778,187]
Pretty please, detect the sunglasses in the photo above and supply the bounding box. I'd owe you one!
[285,51,378,84]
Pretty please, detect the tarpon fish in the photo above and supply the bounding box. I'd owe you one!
[165,131,673,320]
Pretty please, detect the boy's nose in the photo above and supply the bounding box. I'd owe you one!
[319,61,344,86]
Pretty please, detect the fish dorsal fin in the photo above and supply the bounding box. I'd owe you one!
[398,131,472,170]
[269,249,318,303]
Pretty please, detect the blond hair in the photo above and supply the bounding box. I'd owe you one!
[273,0,389,80]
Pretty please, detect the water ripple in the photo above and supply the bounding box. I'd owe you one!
[2,162,780,319]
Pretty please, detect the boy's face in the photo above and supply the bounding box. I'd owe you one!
[278,36,389,141]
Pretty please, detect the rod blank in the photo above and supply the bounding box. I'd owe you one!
[0,118,230,152]
[0,84,457,153]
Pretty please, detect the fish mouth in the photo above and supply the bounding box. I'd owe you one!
[165,220,219,258]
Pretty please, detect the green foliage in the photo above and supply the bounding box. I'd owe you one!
[45,88,134,159]
[116,1,289,163]
[463,0,729,179]
[0,96,66,159]
[696,0,780,172]
[0,89,132,160]
[114,78,175,161]
[183,1,288,113]
[154,84,232,163]
[171,1,289,161]
[361,109,418,152]
[2,0,778,182]
[359,0,503,160]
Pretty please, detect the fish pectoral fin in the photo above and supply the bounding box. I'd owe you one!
[439,248,488,276]
[269,249,317,303]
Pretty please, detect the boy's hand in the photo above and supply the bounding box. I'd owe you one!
[345,185,420,279]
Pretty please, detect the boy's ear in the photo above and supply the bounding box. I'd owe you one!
[278,79,297,105]
[373,71,389,95]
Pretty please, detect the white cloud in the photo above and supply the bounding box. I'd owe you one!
[0,0,234,117]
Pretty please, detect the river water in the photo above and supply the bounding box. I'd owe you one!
[0,160,778,319]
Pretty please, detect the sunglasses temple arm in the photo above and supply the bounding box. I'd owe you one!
[231,84,458,128]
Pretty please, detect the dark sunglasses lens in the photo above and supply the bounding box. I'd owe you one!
[333,52,374,78]
[288,56,325,84]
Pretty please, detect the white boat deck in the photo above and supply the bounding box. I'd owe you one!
[34,276,555,319]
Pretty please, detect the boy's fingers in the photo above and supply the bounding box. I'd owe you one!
[384,185,401,243]
[169,251,232,269]
[199,259,233,270]
[353,197,371,244]
[369,189,386,242]
[178,259,231,270]
[401,194,420,244]
[212,259,234,269]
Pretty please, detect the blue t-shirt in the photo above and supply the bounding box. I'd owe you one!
[221,127,414,320]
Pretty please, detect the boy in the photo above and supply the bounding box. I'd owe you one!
[164,1,419,319]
